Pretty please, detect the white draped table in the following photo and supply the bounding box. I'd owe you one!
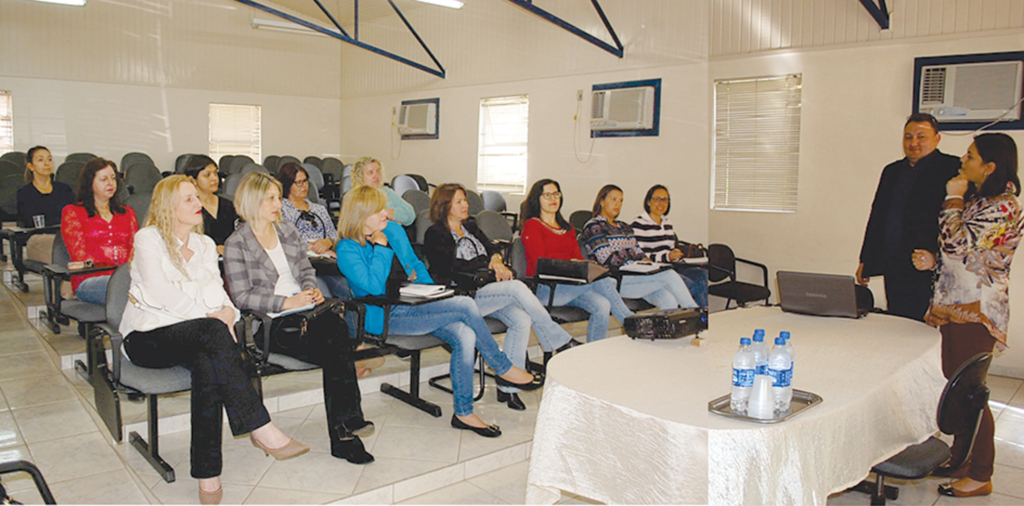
[525,306,946,505]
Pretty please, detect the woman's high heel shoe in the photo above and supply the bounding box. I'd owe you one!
[494,371,544,391]
[198,486,222,505]
[496,390,526,411]
[250,435,310,460]
[938,480,993,497]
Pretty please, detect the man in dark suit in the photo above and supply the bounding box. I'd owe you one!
[857,113,960,321]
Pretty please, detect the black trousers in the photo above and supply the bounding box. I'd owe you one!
[882,266,933,322]
[124,318,271,479]
[268,311,364,442]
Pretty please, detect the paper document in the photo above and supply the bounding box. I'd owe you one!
[620,262,668,273]
[399,284,453,298]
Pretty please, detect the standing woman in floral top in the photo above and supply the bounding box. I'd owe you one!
[912,133,1023,498]
[61,158,138,305]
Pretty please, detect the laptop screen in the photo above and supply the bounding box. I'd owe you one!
[777,271,864,318]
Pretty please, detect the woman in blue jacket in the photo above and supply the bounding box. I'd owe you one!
[336,186,542,437]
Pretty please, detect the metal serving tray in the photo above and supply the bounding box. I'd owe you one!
[708,389,823,424]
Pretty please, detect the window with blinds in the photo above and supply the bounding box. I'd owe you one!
[478,95,529,195]
[713,75,802,213]
[209,103,261,162]
[0,91,12,156]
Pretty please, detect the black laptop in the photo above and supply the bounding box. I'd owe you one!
[777,271,870,318]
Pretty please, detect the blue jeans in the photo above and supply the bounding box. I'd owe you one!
[474,280,573,393]
[318,275,352,299]
[619,269,698,309]
[75,275,110,305]
[386,295,513,416]
[536,277,633,343]
[677,267,708,308]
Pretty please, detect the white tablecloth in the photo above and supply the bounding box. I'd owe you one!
[526,307,946,505]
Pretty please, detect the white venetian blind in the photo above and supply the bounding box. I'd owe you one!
[0,91,12,156]
[713,75,802,212]
[209,103,261,162]
[477,95,529,195]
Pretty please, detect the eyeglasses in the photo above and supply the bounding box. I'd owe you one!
[650,197,670,203]
[293,179,310,186]
[540,192,562,200]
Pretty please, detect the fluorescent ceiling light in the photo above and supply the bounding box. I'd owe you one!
[414,0,464,9]
[27,0,86,5]
[251,17,320,36]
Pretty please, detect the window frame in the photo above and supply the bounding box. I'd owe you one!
[208,103,262,163]
[477,94,529,196]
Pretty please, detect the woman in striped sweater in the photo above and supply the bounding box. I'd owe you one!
[630,185,708,307]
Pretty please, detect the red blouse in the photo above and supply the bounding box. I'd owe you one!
[521,217,582,277]
[61,204,138,291]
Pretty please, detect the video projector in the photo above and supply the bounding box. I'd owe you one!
[623,308,708,340]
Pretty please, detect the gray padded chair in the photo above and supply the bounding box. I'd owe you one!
[481,190,506,212]
[66,153,96,164]
[465,190,484,217]
[263,155,281,173]
[413,209,432,246]
[41,234,108,336]
[475,210,514,259]
[0,160,22,180]
[392,175,420,197]
[321,157,344,183]
[55,161,85,187]
[280,155,301,167]
[120,152,154,173]
[223,173,243,199]
[303,156,323,169]
[174,154,197,174]
[227,155,253,175]
[402,189,430,218]
[89,264,192,483]
[218,155,237,174]
[124,192,153,226]
[569,210,592,233]
[0,174,21,222]
[0,151,26,167]
[239,162,267,176]
[303,164,325,192]
[124,163,162,195]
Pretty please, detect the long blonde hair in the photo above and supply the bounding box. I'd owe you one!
[338,186,387,246]
[352,156,386,189]
[234,171,282,225]
[145,175,204,276]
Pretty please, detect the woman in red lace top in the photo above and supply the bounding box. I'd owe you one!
[60,158,137,304]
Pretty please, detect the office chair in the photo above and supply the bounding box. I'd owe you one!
[120,152,154,173]
[41,234,110,337]
[707,243,771,309]
[0,151,26,167]
[124,162,162,195]
[125,192,153,226]
[65,152,97,164]
[402,189,430,218]
[569,210,592,233]
[263,155,281,172]
[392,174,421,197]
[465,189,484,217]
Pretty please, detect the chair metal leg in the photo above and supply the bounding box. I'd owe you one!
[380,351,443,417]
[850,475,899,505]
[0,460,56,504]
[130,395,175,483]
[429,352,491,401]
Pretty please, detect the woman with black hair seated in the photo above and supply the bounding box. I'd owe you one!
[223,171,375,464]
[17,146,74,228]
[423,183,575,411]
[61,158,138,304]
[182,155,237,255]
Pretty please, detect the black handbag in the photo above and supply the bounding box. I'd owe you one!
[266,299,346,352]
[453,268,497,295]
[676,241,707,258]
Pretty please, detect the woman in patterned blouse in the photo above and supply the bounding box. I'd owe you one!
[912,133,1022,499]
[61,158,137,304]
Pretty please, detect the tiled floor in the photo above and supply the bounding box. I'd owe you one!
[4,270,1024,505]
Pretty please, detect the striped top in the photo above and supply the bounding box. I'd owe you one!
[630,212,677,262]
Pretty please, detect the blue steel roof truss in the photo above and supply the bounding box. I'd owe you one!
[235,0,446,78]
[858,0,890,30]
[506,0,624,59]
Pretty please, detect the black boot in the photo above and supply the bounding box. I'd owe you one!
[331,436,374,464]
[496,390,526,411]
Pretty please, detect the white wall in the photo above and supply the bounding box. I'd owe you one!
[708,31,1024,376]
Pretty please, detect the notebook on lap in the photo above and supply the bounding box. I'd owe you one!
[777,271,869,319]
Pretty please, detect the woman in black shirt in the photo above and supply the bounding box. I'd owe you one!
[17,146,75,228]
[183,155,238,254]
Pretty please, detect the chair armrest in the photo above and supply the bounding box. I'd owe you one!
[95,322,123,383]
[735,257,770,288]
[41,263,70,279]
[43,262,117,279]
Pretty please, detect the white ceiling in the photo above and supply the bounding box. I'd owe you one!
[256,0,425,29]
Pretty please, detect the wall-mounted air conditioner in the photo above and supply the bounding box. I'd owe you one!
[591,86,656,131]
[398,101,438,136]
[918,61,1024,122]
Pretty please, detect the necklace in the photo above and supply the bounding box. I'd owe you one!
[538,218,567,235]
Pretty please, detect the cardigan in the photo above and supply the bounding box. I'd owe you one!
[336,221,434,335]
[16,182,74,228]
[579,215,647,268]
[520,218,582,277]
[630,212,678,262]
[925,186,1024,348]
[423,220,498,286]
[61,204,138,291]
[120,227,237,336]
[383,187,416,226]
[223,222,317,314]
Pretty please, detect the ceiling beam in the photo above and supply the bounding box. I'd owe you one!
[859,0,890,30]
[506,0,624,58]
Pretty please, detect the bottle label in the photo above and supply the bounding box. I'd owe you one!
[769,367,792,387]
[732,368,755,387]
[755,364,768,375]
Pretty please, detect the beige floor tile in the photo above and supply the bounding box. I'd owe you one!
[466,460,529,504]
[257,451,364,495]
[458,431,531,462]
[353,456,448,495]
[1,374,76,409]
[555,493,603,505]
[397,480,507,504]
[992,463,1024,499]
[381,398,452,431]
[11,400,98,443]
[994,438,1024,469]
[0,411,24,449]
[371,425,461,463]
[151,475,253,505]
[995,415,1024,446]
[27,431,124,483]
[274,405,315,420]
[0,333,45,356]
[47,468,150,504]
[0,352,58,382]
[243,485,344,504]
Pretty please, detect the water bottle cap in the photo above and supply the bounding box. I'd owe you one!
[753,329,765,338]
[752,333,764,342]
[775,337,786,345]
[740,338,751,345]
[780,331,791,339]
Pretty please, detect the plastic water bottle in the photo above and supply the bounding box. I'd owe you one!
[731,338,755,413]
[780,330,794,361]
[750,329,769,376]
[769,336,793,412]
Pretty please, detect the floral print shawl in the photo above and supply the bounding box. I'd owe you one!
[925,184,1024,348]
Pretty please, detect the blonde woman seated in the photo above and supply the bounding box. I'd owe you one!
[223,172,375,464]
[351,156,415,226]
[336,186,542,437]
[422,184,575,411]
[120,176,306,505]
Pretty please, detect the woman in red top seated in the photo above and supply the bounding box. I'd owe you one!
[520,179,632,342]
[61,158,138,305]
